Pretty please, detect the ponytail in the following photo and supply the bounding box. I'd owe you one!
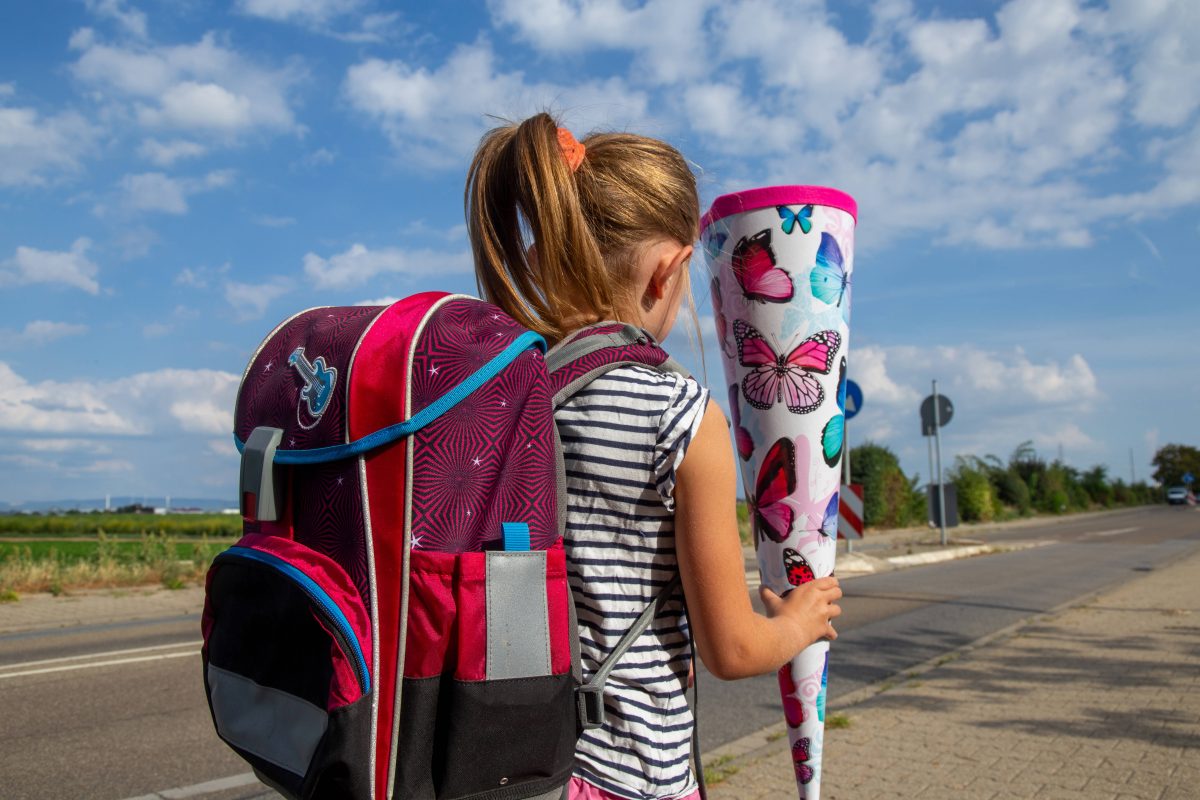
[465,112,699,342]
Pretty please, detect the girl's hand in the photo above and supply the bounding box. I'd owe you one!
[759,577,843,647]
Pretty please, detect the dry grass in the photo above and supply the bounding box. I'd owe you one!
[0,534,226,596]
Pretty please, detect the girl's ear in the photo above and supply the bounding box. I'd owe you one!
[648,242,694,300]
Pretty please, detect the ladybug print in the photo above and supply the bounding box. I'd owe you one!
[784,547,815,586]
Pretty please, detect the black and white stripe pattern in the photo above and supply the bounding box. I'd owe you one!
[557,365,708,800]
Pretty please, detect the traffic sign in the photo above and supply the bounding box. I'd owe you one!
[1183,472,1195,485]
[844,380,863,421]
[838,484,864,540]
[920,394,954,436]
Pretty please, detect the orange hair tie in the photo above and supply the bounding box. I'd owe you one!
[556,127,586,173]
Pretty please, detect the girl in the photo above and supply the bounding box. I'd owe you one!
[465,113,842,800]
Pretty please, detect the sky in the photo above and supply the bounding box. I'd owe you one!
[1,0,1197,506]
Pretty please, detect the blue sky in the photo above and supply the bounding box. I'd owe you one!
[1,0,1197,505]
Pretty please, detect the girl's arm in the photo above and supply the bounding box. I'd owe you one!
[675,399,842,680]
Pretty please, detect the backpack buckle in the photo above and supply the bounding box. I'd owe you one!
[577,683,606,730]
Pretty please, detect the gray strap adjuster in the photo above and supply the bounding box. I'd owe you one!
[578,683,606,730]
[239,426,284,522]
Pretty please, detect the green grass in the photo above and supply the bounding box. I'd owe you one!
[702,754,740,786]
[826,712,851,729]
[0,533,234,596]
[0,539,230,562]
[0,512,241,537]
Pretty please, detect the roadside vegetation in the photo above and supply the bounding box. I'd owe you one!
[0,512,236,598]
[852,439,1169,528]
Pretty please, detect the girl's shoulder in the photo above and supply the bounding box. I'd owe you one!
[570,364,706,412]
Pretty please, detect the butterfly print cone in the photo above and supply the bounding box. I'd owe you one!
[702,186,856,800]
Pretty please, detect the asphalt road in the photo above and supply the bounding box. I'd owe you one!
[0,506,1195,799]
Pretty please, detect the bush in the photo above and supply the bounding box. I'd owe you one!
[850,442,925,529]
[992,468,1032,514]
[950,457,996,522]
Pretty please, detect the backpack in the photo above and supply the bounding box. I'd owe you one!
[201,292,693,800]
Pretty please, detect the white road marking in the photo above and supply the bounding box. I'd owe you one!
[1082,527,1140,538]
[0,649,197,680]
[119,772,263,800]
[0,639,203,670]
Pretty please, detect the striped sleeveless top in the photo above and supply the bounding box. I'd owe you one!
[557,363,710,800]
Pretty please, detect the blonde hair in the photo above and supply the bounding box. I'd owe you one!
[465,112,700,342]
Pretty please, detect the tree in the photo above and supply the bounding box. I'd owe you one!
[1150,444,1200,487]
[849,442,925,529]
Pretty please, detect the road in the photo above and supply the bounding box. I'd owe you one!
[0,505,1196,799]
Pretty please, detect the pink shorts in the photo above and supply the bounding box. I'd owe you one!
[569,776,702,800]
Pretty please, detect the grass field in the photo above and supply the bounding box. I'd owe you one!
[0,512,241,537]
[0,514,239,598]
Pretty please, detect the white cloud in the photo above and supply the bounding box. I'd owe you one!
[237,0,402,43]
[354,295,402,306]
[848,346,922,407]
[139,137,207,165]
[224,276,292,319]
[0,321,90,347]
[0,361,239,438]
[71,31,302,140]
[237,0,365,23]
[138,81,255,131]
[108,169,234,216]
[481,0,1200,250]
[0,102,97,186]
[84,0,148,39]
[143,322,172,338]
[490,0,717,84]
[302,243,472,289]
[19,438,112,455]
[0,239,100,294]
[343,42,650,165]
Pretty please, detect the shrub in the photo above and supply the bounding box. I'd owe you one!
[950,457,996,522]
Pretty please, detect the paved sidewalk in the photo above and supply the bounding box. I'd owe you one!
[706,548,1200,799]
[0,585,205,636]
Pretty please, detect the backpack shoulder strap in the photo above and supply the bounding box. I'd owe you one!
[546,322,690,408]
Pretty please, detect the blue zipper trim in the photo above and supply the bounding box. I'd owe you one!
[221,546,371,694]
[234,330,546,464]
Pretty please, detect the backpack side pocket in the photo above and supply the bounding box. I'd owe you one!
[202,533,373,800]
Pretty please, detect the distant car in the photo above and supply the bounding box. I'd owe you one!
[1166,486,1189,505]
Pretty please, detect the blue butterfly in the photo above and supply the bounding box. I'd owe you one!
[702,227,729,264]
[819,490,839,538]
[821,357,847,468]
[778,204,813,235]
[810,232,850,322]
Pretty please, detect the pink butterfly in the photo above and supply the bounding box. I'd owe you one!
[728,384,754,461]
[732,229,793,304]
[735,319,840,415]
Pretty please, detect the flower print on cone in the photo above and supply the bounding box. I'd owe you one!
[701,185,856,800]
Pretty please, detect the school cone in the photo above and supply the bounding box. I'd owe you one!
[701,186,856,800]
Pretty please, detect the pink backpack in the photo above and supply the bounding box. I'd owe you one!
[202,292,688,800]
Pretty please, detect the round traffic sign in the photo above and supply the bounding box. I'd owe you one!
[844,380,863,421]
[920,394,954,436]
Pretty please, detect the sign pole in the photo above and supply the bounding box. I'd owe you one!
[932,379,947,546]
[926,434,935,525]
[844,423,853,554]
